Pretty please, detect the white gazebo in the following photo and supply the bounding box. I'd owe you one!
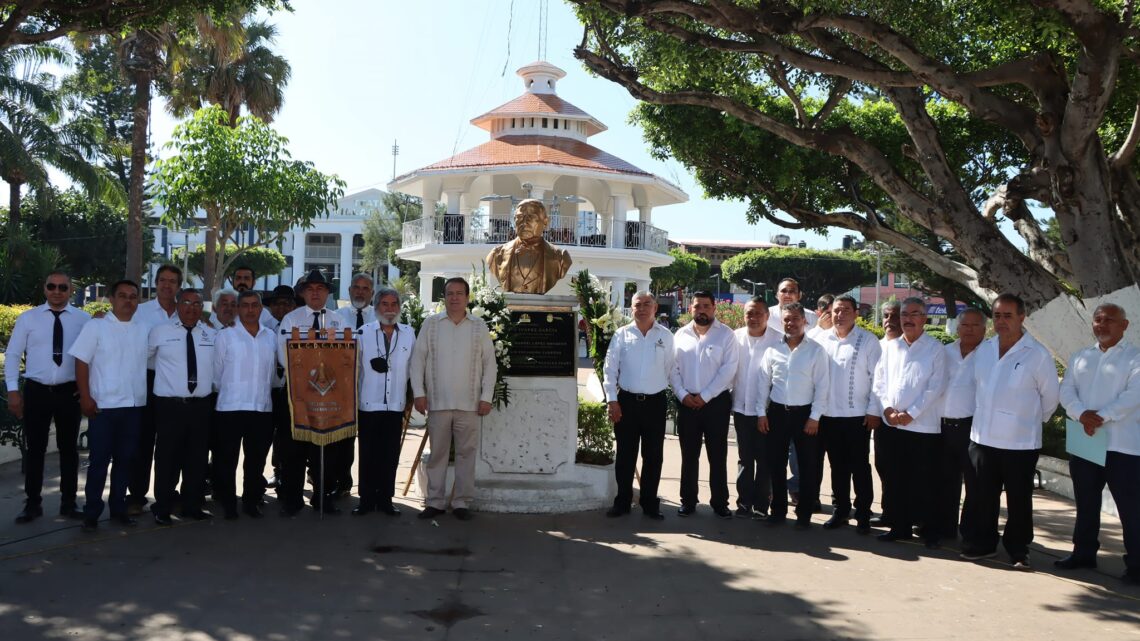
[391,61,687,305]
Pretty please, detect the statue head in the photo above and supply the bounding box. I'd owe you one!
[513,198,549,243]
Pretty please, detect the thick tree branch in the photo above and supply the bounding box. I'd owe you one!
[1111,99,1140,168]
[766,61,808,127]
[809,78,852,128]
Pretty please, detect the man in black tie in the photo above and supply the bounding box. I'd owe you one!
[147,288,217,525]
[5,272,91,522]
[333,273,375,496]
[276,270,350,514]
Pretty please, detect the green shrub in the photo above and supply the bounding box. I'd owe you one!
[577,399,614,465]
[678,301,746,329]
[0,233,61,304]
[855,316,885,339]
[82,301,111,317]
[1041,407,1068,460]
[0,304,33,346]
[924,325,955,344]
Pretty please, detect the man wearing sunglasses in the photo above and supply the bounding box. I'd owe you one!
[6,272,91,523]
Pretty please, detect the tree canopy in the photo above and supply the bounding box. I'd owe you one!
[650,247,710,293]
[572,0,1140,357]
[150,104,344,295]
[174,243,285,283]
[720,247,874,303]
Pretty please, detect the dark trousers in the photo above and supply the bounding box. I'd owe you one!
[1069,454,1107,559]
[613,391,667,512]
[881,428,940,536]
[358,410,403,508]
[270,386,290,476]
[873,426,892,522]
[126,371,157,506]
[967,441,1039,558]
[677,391,731,510]
[152,396,213,517]
[83,407,142,519]
[332,436,355,492]
[1106,451,1140,577]
[821,415,873,520]
[213,411,274,509]
[280,435,341,510]
[935,417,977,540]
[766,402,819,521]
[733,411,770,513]
[21,381,82,506]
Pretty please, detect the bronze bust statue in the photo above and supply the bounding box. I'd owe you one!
[485,199,572,294]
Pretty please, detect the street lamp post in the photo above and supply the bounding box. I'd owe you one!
[742,278,765,297]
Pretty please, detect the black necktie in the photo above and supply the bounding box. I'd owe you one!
[312,311,321,331]
[355,308,364,330]
[185,325,197,394]
[50,310,64,366]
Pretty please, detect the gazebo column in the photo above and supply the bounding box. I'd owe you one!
[338,233,354,301]
[611,195,629,249]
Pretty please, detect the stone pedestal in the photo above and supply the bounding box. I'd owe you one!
[415,293,615,513]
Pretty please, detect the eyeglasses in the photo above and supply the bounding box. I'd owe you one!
[45,283,70,292]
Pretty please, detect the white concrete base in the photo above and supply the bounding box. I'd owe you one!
[414,454,615,513]
[1038,455,1118,518]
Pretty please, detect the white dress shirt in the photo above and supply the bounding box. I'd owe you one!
[135,299,178,329]
[603,322,675,401]
[359,321,415,412]
[817,326,883,418]
[941,340,980,420]
[806,324,829,343]
[4,304,90,390]
[213,324,276,412]
[755,335,831,420]
[767,305,818,335]
[1060,341,1140,456]
[972,331,1061,450]
[68,314,149,408]
[670,320,740,403]
[259,307,275,328]
[277,305,352,366]
[730,326,782,415]
[873,334,948,434]
[148,320,216,398]
[337,305,377,330]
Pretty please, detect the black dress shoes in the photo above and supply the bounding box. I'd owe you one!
[181,509,214,521]
[59,502,83,519]
[15,504,43,523]
[81,517,98,532]
[643,509,665,521]
[418,506,445,520]
[822,514,848,530]
[868,515,887,526]
[452,508,473,521]
[243,504,264,519]
[794,518,812,530]
[113,514,138,526]
[713,506,733,519]
[378,503,401,516]
[352,504,375,516]
[877,529,913,542]
[605,506,630,517]
[154,513,174,526]
[855,519,871,535]
[766,515,787,526]
[1054,554,1097,570]
[677,504,696,517]
[279,505,303,518]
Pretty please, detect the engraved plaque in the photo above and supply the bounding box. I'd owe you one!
[507,310,576,377]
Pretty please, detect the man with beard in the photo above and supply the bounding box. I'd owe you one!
[148,288,216,525]
[756,302,830,528]
[7,272,90,522]
[962,293,1059,569]
[873,298,948,547]
[354,287,414,516]
[1057,303,1140,584]
[671,291,740,518]
[208,288,238,330]
[817,295,882,534]
[729,297,781,519]
[230,265,274,327]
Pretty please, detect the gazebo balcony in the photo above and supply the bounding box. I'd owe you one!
[401,212,668,254]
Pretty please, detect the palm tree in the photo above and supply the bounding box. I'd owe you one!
[0,42,119,237]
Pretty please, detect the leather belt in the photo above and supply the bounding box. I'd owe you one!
[24,380,77,392]
[619,390,666,402]
[159,396,212,404]
[942,417,973,428]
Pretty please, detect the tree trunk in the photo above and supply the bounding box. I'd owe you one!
[7,179,21,238]
[126,73,150,284]
[203,226,218,298]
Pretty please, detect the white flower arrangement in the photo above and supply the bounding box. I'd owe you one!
[468,269,513,408]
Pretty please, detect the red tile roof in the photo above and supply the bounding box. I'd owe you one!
[416,135,650,176]
[473,93,590,120]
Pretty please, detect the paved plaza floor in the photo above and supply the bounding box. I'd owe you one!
[0,422,1137,640]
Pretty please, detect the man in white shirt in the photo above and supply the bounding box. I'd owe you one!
[333,272,377,498]
[410,277,497,521]
[266,285,296,490]
[212,290,278,520]
[961,293,1060,569]
[932,308,986,544]
[871,299,904,528]
[766,278,819,334]
[1057,303,1140,585]
[354,287,415,517]
[69,280,150,532]
[208,288,237,330]
[818,294,882,533]
[806,294,834,342]
[230,264,275,327]
[756,302,830,528]
[7,272,90,523]
[671,290,740,518]
[277,270,352,515]
[148,288,216,525]
[603,292,675,520]
[127,263,181,516]
[729,297,781,519]
[872,297,948,546]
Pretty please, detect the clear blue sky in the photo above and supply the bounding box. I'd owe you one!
[143,0,840,248]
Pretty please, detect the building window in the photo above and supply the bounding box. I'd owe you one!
[511,118,515,128]
[352,234,365,261]
[553,119,558,129]
[894,273,910,288]
[542,117,548,128]
[306,233,341,260]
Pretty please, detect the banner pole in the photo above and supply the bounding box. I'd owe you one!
[402,428,429,497]
[319,444,325,521]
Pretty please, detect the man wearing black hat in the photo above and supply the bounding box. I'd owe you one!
[276,270,350,515]
[265,285,296,489]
